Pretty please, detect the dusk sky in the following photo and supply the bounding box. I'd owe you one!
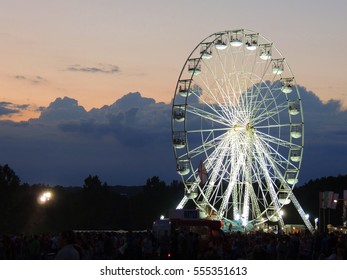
[1,0,347,186]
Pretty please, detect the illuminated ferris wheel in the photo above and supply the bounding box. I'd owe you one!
[171,29,313,232]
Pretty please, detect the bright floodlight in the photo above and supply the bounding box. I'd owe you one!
[38,191,52,204]
[44,191,51,199]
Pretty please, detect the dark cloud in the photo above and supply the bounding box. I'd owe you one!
[113,92,155,108]
[66,64,121,74]
[14,75,47,84]
[5,92,173,185]
[56,92,171,147]
[33,96,88,123]
[17,104,30,110]
[0,89,346,187]
[15,75,26,80]
[32,76,47,84]
[0,101,46,119]
[0,102,33,116]
[292,86,347,183]
[0,102,20,116]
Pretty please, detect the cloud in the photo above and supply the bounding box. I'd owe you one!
[0,102,33,116]
[66,64,121,74]
[0,88,346,187]
[14,75,48,84]
[7,92,173,185]
[0,102,20,116]
[0,101,44,120]
[295,86,347,183]
[15,75,26,80]
[33,96,88,123]
[56,92,171,147]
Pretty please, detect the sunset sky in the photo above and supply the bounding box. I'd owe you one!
[1,0,347,186]
[1,0,346,120]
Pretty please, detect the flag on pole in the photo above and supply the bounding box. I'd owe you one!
[325,191,334,208]
[320,191,334,209]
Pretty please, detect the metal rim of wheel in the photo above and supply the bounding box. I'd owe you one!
[171,29,313,232]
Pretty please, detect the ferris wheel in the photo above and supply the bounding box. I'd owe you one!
[171,29,314,232]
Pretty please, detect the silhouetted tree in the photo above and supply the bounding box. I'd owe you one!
[83,175,105,190]
[1,164,345,234]
[145,176,166,189]
[0,164,20,189]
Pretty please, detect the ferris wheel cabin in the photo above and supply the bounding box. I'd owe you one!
[229,30,243,47]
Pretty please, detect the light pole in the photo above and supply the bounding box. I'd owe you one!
[333,198,347,226]
[314,218,318,231]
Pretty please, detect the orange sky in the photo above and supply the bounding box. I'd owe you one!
[1,0,346,121]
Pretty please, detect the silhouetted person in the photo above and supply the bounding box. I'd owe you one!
[55,230,80,260]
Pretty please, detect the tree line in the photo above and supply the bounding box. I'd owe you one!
[0,164,184,234]
[1,163,346,234]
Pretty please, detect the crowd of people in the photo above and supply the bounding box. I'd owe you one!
[0,229,346,260]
